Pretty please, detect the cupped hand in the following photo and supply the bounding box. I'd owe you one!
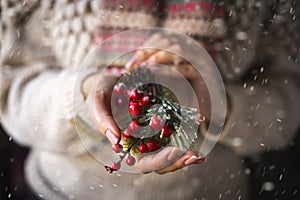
[135,147,205,174]
[125,33,206,71]
[125,33,183,69]
[125,33,212,115]
[125,33,213,119]
[123,34,210,173]
[84,37,210,173]
[84,71,206,174]
[84,72,122,145]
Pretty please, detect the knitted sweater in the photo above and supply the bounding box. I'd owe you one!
[1,0,300,199]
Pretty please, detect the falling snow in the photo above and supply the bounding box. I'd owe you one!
[0,0,300,200]
[262,182,275,191]
[244,168,251,175]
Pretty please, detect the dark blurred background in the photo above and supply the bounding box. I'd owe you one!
[0,126,35,200]
[1,125,299,200]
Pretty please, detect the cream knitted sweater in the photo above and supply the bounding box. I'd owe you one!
[1,0,300,199]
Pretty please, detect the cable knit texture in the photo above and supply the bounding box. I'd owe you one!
[1,0,300,199]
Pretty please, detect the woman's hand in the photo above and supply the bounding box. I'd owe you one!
[84,72,122,145]
[125,34,184,69]
[135,147,205,174]
[123,34,210,173]
[83,69,206,174]
[126,33,212,117]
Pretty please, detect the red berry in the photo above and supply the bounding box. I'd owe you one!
[149,115,164,130]
[141,94,152,106]
[138,143,148,153]
[160,124,173,137]
[111,161,121,170]
[123,129,132,138]
[146,139,160,152]
[114,83,126,95]
[129,102,142,116]
[128,120,141,133]
[129,100,135,106]
[112,143,123,153]
[126,155,136,166]
[130,89,143,100]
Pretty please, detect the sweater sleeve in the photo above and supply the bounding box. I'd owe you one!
[0,0,98,154]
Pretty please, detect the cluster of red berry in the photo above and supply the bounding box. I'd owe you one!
[105,82,176,173]
[116,82,175,152]
[114,82,152,113]
[104,67,200,173]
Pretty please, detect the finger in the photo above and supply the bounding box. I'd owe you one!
[93,89,120,144]
[135,34,169,59]
[171,63,200,79]
[155,151,205,174]
[125,37,171,69]
[135,147,182,173]
[134,37,170,63]
[125,33,162,69]
[125,50,155,69]
[146,44,183,64]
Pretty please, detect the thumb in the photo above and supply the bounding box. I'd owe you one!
[87,89,121,145]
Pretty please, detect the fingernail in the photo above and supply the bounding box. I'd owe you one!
[167,148,182,161]
[184,155,203,166]
[195,157,206,164]
[125,58,138,69]
[173,59,182,66]
[140,61,149,66]
[106,129,119,145]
